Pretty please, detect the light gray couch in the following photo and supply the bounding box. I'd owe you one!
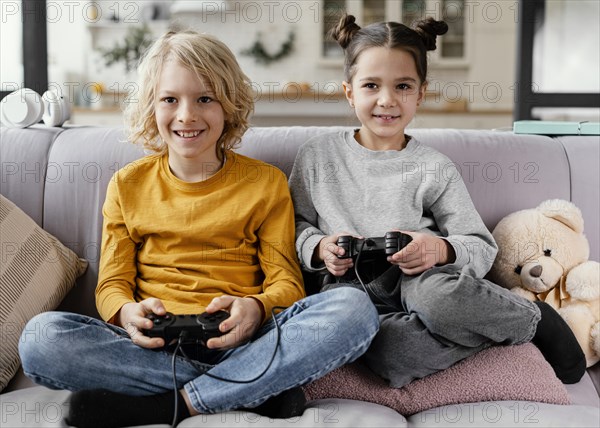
[1,125,599,427]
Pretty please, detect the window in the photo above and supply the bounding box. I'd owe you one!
[402,0,425,27]
[1,0,48,101]
[322,0,346,58]
[321,0,466,60]
[1,0,23,95]
[515,0,600,120]
[440,0,464,58]
[363,0,386,24]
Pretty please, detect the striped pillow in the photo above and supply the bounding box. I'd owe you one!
[0,195,87,391]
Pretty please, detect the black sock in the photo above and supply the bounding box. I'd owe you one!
[65,389,191,428]
[532,301,586,384]
[247,387,306,419]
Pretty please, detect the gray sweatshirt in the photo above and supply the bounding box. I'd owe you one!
[288,130,498,277]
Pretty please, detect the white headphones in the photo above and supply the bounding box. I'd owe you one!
[0,88,71,128]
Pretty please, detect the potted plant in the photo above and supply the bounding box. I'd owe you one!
[98,25,154,73]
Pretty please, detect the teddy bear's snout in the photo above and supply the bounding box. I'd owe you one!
[529,264,543,278]
[520,260,563,293]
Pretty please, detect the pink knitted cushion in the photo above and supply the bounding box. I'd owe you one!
[303,344,570,416]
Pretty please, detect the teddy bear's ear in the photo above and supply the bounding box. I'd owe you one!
[537,199,584,233]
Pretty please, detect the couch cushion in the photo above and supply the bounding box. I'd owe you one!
[408,129,571,232]
[0,125,64,225]
[42,127,145,318]
[181,399,408,427]
[238,127,571,232]
[408,401,599,427]
[0,387,408,428]
[303,343,570,416]
[237,126,350,177]
[1,386,597,428]
[556,136,600,261]
[0,195,87,391]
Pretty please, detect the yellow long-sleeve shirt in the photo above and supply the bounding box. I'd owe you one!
[96,151,305,323]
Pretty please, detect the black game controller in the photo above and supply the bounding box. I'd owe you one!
[143,310,230,343]
[337,231,412,260]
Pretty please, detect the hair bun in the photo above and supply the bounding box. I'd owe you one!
[330,14,362,49]
[415,17,448,51]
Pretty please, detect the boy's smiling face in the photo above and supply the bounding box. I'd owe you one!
[343,47,426,151]
[155,60,225,180]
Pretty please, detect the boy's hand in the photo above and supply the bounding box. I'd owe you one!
[117,298,167,349]
[315,233,355,277]
[204,295,262,350]
[387,232,455,275]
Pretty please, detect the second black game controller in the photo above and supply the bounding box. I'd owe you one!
[337,231,412,260]
[143,310,230,343]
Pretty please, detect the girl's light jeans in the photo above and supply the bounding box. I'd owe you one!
[18,287,379,414]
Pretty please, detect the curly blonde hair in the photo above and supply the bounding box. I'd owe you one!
[124,31,254,154]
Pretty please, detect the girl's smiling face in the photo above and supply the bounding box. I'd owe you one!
[155,60,225,179]
[343,47,426,151]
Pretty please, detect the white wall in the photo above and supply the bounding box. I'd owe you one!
[462,0,518,111]
[46,1,89,101]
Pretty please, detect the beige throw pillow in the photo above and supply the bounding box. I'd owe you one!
[0,195,88,391]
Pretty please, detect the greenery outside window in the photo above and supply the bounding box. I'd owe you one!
[323,0,346,58]
[440,0,465,58]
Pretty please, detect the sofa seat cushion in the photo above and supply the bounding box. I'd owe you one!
[0,195,88,391]
[303,343,570,416]
[0,387,72,427]
[0,387,408,428]
[181,398,408,427]
[2,386,597,427]
[407,401,600,427]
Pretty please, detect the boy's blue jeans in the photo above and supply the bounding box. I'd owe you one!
[18,287,379,414]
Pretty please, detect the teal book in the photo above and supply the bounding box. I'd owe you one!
[513,121,600,135]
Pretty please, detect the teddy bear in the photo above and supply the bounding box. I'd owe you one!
[488,199,599,367]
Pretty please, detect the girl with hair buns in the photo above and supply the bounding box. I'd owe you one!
[289,14,585,388]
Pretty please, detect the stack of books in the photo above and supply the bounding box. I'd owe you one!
[513,121,600,135]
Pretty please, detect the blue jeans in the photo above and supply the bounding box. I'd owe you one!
[18,288,379,414]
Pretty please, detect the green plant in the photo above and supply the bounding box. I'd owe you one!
[99,25,154,72]
[241,31,295,65]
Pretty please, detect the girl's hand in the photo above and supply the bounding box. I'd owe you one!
[204,295,262,350]
[117,298,167,349]
[387,232,455,275]
[314,233,355,277]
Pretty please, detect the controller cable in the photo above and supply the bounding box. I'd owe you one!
[353,240,401,310]
[170,305,286,427]
[171,338,184,428]
[353,239,371,295]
